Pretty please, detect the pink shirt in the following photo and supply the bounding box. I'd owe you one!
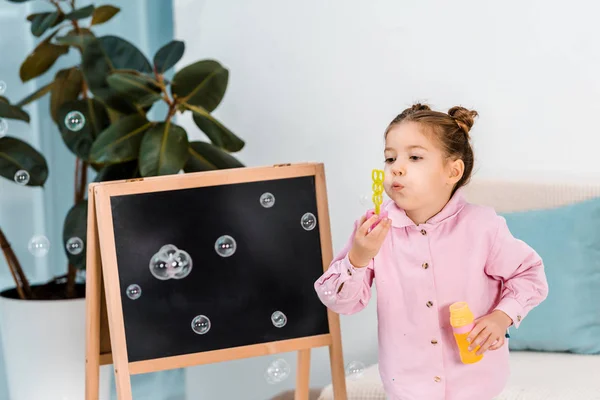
[314,189,549,400]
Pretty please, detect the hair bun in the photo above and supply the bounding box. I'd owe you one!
[448,106,478,136]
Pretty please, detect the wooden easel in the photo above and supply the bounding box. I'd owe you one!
[85,162,348,400]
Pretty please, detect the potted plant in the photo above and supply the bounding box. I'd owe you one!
[0,1,245,398]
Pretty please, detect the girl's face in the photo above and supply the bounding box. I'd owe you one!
[383,121,463,223]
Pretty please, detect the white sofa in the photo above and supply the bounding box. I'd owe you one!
[315,178,600,400]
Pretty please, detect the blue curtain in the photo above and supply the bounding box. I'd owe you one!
[0,1,183,399]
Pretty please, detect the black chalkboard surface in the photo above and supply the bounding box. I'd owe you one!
[111,176,329,362]
[86,163,348,400]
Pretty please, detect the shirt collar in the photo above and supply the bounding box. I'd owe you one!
[384,187,467,228]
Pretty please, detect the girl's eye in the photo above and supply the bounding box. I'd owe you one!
[384,157,395,163]
[409,156,422,161]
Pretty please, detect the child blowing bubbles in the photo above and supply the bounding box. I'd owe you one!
[314,104,549,400]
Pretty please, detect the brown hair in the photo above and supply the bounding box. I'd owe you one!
[384,103,478,195]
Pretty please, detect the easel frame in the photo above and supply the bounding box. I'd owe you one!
[85,162,348,400]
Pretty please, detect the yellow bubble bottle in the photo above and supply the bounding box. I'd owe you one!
[449,302,483,364]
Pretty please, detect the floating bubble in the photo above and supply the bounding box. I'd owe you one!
[359,193,371,207]
[64,111,85,132]
[345,360,365,380]
[159,244,178,259]
[14,170,29,185]
[28,235,50,257]
[301,212,317,231]
[319,283,336,302]
[150,245,193,280]
[149,254,170,280]
[65,237,84,255]
[172,249,192,279]
[191,315,211,335]
[260,192,275,208]
[265,359,291,384]
[271,311,287,328]
[0,119,7,137]
[215,235,236,257]
[126,284,142,300]
[0,80,5,95]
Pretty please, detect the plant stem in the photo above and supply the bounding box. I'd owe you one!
[0,227,32,299]
[65,157,87,298]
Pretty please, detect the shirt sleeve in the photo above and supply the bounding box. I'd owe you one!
[314,218,375,315]
[484,215,549,328]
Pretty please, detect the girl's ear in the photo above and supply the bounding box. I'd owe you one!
[447,158,464,185]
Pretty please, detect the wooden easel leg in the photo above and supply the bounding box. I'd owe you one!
[295,349,311,400]
[113,367,133,400]
[85,190,101,400]
[328,313,347,400]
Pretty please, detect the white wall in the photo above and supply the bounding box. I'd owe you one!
[173,0,600,398]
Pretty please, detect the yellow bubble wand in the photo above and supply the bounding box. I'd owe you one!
[371,169,384,215]
[365,169,388,232]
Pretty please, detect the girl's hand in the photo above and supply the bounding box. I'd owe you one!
[348,214,392,268]
[466,310,513,355]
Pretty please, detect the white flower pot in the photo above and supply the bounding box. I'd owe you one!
[0,287,111,400]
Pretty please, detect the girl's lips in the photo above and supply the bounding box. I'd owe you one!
[392,183,404,190]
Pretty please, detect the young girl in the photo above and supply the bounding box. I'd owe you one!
[314,104,549,400]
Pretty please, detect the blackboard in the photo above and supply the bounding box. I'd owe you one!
[111,176,330,362]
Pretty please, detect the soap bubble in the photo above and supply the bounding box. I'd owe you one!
[64,111,85,132]
[149,254,170,280]
[65,237,84,255]
[345,361,365,380]
[319,283,336,302]
[271,311,287,328]
[172,250,192,279]
[14,170,29,185]
[301,212,317,231]
[215,235,236,257]
[265,359,291,384]
[0,119,7,137]
[191,315,211,334]
[28,235,50,257]
[126,284,142,300]
[359,193,371,206]
[150,245,193,280]
[260,192,275,208]
[0,80,6,95]
[159,244,178,259]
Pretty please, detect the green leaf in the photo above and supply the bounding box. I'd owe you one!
[0,99,30,123]
[89,114,152,164]
[139,122,189,176]
[30,12,59,37]
[99,36,152,72]
[82,35,151,114]
[183,103,244,152]
[153,40,184,74]
[106,71,162,107]
[171,60,228,112]
[56,99,110,160]
[55,28,95,49]
[15,81,53,107]
[91,5,120,25]
[19,31,69,82]
[65,5,95,21]
[50,67,83,123]
[184,141,244,172]
[0,136,48,186]
[62,200,87,269]
[93,160,139,182]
